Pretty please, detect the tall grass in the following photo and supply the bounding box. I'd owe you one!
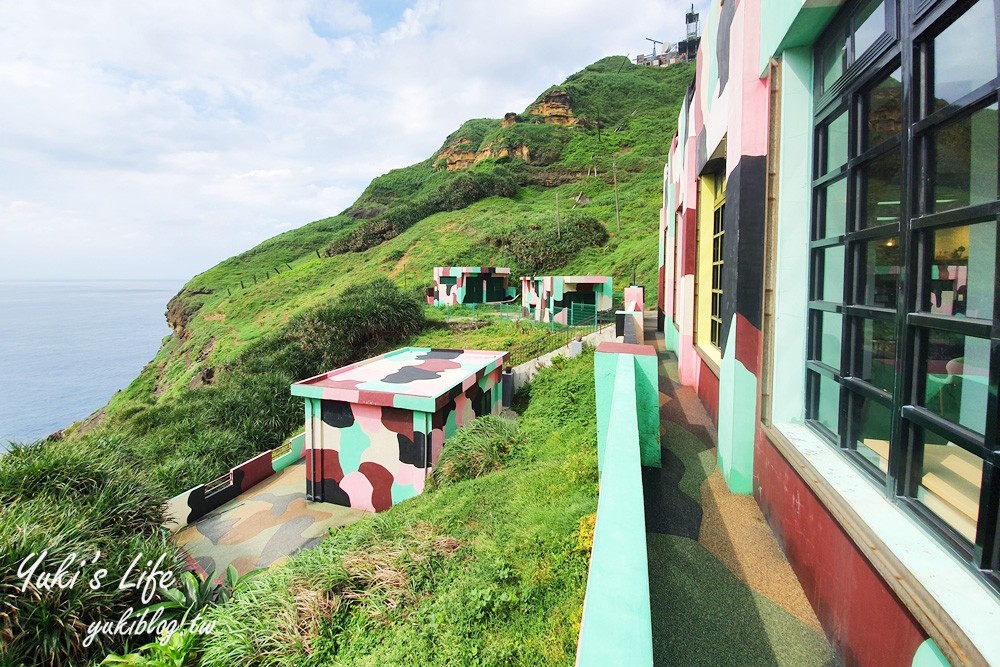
[100,279,426,497]
[195,349,600,665]
[0,437,183,666]
[430,415,519,487]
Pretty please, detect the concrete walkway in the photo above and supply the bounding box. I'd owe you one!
[173,459,365,575]
[643,330,839,666]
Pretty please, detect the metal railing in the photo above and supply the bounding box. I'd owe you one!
[506,309,615,368]
[203,470,234,497]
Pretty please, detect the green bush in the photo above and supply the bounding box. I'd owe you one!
[496,212,609,273]
[430,415,519,487]
[327,166,519,255]
[480,122,569,166]
[111,279,426,497]
[244,277,425,381]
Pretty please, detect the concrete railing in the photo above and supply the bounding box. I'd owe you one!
[165,431,306,531]
[577,342,660,667]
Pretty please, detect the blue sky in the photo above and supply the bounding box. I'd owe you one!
[0,0,707,280]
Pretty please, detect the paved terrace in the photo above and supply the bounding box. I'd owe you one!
[644,328,839,666]
[173,459,364,575]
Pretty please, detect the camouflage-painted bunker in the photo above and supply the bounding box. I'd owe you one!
[426,266,517,306]
[290,347,507,512]
[521,275,613,324]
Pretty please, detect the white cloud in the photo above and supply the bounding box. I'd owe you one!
[0,0,706,280]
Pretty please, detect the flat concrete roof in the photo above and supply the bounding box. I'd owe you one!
[290,347,507,412]
[434,266,511,274]
[522,275,611,283]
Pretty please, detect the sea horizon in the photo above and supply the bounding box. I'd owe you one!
[0,278,184,449]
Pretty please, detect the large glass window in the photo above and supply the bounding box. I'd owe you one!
[696,167,726,358]
[809,0,1000,585]
[711,192,725,347]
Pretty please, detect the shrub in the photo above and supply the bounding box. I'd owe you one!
[326,167,519,255]
[245,277,425,381]
[497,213,609,273]
[430,415,519,487]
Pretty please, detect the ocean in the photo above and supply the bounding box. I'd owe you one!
[0,280,182,449]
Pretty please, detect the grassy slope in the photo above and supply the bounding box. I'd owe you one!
[0,57,695,666]
[198,350,599,666]
[104,58,693,412]
[68,56,693,504]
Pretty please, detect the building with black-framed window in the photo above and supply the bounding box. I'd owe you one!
[658,0,1000,663]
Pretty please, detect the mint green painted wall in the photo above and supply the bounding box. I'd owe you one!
[665,322,678,352]
[716,325,757,494]
[704,0,719,104]
[391,481,418,504]
[337,419,372,474]
[579,352,653,666]
[912,639,950,667]
[272,432,306,472]
[633,352,662,468]
[594,350,617,472]
[595,347,661,470]
[771,47,814,425]
[759,2,842,76]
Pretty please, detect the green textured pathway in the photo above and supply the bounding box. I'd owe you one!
[644,331,839,666]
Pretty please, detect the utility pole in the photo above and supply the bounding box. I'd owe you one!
[645,38,663,56]
[613,161,621,232]
[556,192,562,240]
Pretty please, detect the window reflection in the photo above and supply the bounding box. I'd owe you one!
[932,104,999,213]
[822,35,848,93]
[917,435,983,543]
[820,245,846,302]
[816,373,841,435]
[933,0,998,107]
[866,68,902,149]
[862,152,902,229]
[825,112,850,173]
[862,236,899,309]
[928,223,996,320]
[921,329,989,435]
[859,318,897,395]
[848,394,892,473]
[823,178,848,238]
[820,312,843,368]
[855,0,886,58]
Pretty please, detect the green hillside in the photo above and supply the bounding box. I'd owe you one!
[0,56,694,666]
[115,56,692,406]
[80,55,693,499]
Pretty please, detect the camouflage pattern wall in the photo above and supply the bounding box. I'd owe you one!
[165,432,306,530]
[292,347,507,512]
[427,266,517,306]
[520,275,613,324]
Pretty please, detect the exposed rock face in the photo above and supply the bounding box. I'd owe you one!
[436,133,532,170]
[502,112,518,127]
[477,141,530,163]
[166,287,213,338]
[528,88,577,126]
[435,138,479,171]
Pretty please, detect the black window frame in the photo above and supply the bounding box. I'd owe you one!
[808,0,1000,589]
[710,183,726,348]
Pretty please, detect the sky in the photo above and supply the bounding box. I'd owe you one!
[0,0,707,281]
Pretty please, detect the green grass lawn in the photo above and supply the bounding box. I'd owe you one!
[196,350,600,666]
